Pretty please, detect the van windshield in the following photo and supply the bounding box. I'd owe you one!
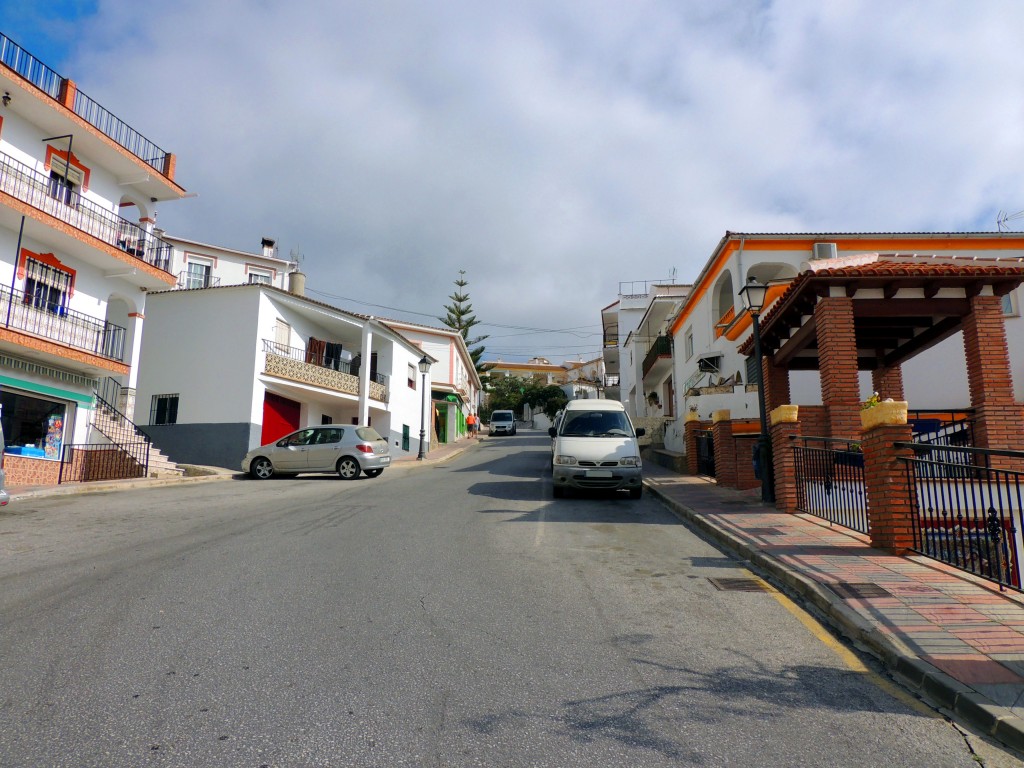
[561,411,633,437]
[491,412,513,423]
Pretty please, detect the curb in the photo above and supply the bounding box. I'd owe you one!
[643,478,1024,752]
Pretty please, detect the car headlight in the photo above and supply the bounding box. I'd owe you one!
[620,456,640,467]
[554,455,577,466]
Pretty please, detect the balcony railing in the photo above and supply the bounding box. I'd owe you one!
[0,150,172,272]
[1,32,169,174]
[642,335,672,377]
[176,271,222,290]
[0,284,126,361]
[263,339,388,401]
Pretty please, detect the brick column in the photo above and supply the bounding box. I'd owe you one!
[684,416,702,475]
[862,421,916,553]
[871,364,905,402]
[815,296,861,440]
[770,405,801,513]
[762,351,791,413]
[58,78,77,110]
[712,410,737,489]
[963,294,1024,457]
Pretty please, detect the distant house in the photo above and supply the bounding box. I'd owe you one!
[157,231,296,292]
[135,282,433,469]
[379,318,482,444]
[482,357,569,386]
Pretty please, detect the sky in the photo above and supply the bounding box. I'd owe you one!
[3,0,1024,364]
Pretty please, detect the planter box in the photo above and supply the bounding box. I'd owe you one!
[860,401,908,430]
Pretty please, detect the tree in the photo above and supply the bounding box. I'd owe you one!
[525,384,569,420]
[439,270,490,375]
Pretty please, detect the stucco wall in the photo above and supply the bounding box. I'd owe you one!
[142,422,252,470]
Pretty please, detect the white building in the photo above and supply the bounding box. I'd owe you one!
[157,231,296,292]
[378,318,482,443]
[0,30,186,485]
[135,283,433,469]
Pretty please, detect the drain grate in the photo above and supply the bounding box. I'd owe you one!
[829,582,891,599]
[708,577,773,592]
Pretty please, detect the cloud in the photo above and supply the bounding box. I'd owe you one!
[7,0,1024,361]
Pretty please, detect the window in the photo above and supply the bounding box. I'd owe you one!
[48,170,75,204]
[408,363,416,389]
[150,394,179,425]
[684,329,694,361]
[248,271,272,285]
[23,257,71,315]
[184,260,212,289]
[321,415,333,425]
[1003,292,1018,317]
[0,389,67,459]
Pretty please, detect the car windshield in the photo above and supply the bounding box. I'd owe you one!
[561,411,633,437]
[492,413,513,422]
[356,427,383,441]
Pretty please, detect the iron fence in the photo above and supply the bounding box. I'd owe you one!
[793,436,869,534]
[0,284,126,360]
[59,441,149,484]
[0,151,173,271]
[900,443,1024,590]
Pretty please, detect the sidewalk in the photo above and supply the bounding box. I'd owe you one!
[643,462,1024,752]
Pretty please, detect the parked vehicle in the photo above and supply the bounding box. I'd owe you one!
[488,410,517,436]
[549,400,645,499]
[243,426,390,480]
[0,422,8,506]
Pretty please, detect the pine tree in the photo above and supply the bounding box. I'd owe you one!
[439,270,489,374]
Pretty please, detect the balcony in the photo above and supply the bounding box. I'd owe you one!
[263,340,388,402]
[176,271,222,290]
[1,32,170,176]
[642,335,672,379]
[0,284,126,361]
[0,150,172,272]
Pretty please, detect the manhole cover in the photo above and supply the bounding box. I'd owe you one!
[708,577,773,592]
[829,582,891,599]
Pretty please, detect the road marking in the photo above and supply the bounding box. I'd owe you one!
[768,583,938,717]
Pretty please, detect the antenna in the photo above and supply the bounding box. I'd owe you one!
[997,210,1024,231]
[289,246,304,265]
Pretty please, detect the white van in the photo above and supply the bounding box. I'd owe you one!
[549,400,645,499]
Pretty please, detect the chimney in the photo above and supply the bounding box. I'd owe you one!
[261,237,276,259]
[288,270,306,296]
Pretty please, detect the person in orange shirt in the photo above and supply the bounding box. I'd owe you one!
[466,412,478,436]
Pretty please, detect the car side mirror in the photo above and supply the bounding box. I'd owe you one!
[636,428,646,437]
[548,427,557,438]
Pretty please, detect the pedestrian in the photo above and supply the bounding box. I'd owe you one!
[467,412,478,437]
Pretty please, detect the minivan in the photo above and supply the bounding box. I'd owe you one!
[549,400,645,499]
[488,410,517,436]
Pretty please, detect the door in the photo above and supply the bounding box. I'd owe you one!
[261,392,301,445]
[274,428,315,471]
[305,427,344,471]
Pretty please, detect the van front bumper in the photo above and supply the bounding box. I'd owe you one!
[552,465,642,492]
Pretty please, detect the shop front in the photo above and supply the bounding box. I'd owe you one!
[0,377,88,486]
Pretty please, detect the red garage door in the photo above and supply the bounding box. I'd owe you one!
[261,392,301,445]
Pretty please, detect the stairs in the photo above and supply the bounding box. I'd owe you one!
[91,398,184,478]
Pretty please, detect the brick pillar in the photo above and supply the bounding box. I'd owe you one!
[162,152,177,181]
[762,351,791,413]
[712,411,737,488]
[963,294,1024,457]
[58,78,77,110]
[816,296,861,440]
[684,417,702,474]
[862,422,916,553]
[871,364,905,402]
[770,405,801,513]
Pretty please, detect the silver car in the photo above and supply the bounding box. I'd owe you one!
[243,425,390,480]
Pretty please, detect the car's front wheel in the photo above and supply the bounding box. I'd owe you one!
[364,469,383,478]
[337,457,361,480]
[249,457,274,480]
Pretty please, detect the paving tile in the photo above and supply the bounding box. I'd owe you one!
[923,655,1024,684]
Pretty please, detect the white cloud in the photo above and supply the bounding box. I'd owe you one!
[8,0,1024,361]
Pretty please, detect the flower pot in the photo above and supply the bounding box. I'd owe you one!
[860,400,908,430]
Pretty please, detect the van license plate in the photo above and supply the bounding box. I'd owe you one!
[586,470,612,478]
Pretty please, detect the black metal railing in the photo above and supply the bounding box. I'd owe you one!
[696,429,715,477]
[0,151,173,271]
[1,32,170,173]
[0,284,126,360]
[59,441,149,484]
[901,443,1024,590]
[263,339,388,387]
[176,271,221,290]
[908,411,975,478]
[642,335,672,377]
[93,380,152,473]
[793,436,869,534]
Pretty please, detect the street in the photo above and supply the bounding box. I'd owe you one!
[0,431,1018,767]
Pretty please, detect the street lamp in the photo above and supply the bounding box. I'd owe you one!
[739,276,776,504]
[417,355,431,460]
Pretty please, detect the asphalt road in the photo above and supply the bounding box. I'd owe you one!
[0,431,1020,767]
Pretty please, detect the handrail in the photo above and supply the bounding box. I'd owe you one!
[0,150,173,272]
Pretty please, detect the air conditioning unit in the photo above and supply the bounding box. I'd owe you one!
[813,242,838,260]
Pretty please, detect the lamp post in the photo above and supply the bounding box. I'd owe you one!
[739,277,776,504]
[417,355,431,460]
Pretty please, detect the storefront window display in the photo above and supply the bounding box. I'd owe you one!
[0,389,67,460]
